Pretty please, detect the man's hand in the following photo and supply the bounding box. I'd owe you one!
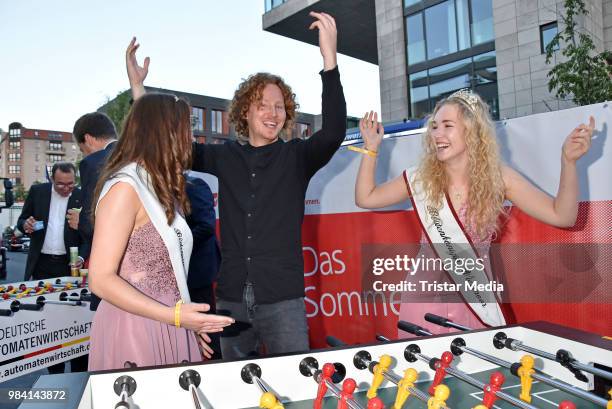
[66,208,80,231]
[126,37,149,100]
[309,12,337,71]
[23,216,37,234]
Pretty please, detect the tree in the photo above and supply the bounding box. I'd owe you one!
[545,0,612,105]
[14,183,26,202]
[103,90,132,133]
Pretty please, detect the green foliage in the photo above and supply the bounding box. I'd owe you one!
[103,90,132,133]
[14,184,26,202]
[545,0,612,105]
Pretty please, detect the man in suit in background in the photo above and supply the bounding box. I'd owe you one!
[185,174,222,359]
[18,162,81,281]
[72,112,117,311]
[17,162,87,373]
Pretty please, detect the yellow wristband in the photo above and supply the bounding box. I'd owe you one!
[174,300,183,328]
[348,145,377,157]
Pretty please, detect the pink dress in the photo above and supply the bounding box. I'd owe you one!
[398,205,493,336]
[88,222,201,371]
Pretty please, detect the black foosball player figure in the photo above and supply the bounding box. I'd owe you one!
[482,372,505,408]
[337,378,356,409]
[314,363,336,409]
[429,351,453,395]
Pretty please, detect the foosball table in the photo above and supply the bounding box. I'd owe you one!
[57,320,610,409]
[0,276,93,381]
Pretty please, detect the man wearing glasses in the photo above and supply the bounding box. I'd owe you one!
[18,162,82,281]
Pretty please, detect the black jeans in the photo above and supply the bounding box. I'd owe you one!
[216,282,309,360]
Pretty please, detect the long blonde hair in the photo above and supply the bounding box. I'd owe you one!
[415,94,506,240]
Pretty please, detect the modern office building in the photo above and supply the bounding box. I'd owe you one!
[263,0,611,121]
[0,122,81,190]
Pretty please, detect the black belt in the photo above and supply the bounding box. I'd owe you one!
[40,253,68,261]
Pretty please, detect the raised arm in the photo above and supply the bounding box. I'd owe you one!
[88,182,233,335]
[354,111,409,209]
[503,116,594,227]
[303,12,347,176]
[126,37,149,100]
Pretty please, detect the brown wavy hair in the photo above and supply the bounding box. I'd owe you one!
[416,94,507,240]
[228,73,297,143]
[93,93,193,225]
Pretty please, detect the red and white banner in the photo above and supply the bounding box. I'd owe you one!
[197,101,612,346]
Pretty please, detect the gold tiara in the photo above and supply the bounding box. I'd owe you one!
[448,88,478,111]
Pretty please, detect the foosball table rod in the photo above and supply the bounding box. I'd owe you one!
[404,344,539,409]
[299,357,364,409]
[494,331,612,382]
[241,363,285,408]
[113,375,137,409]
[450,337,609,407]
[178,369,203,409]
[353,350,449,409]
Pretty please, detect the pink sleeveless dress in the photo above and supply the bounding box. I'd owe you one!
[88,222,201,371]
[398,205,494,336]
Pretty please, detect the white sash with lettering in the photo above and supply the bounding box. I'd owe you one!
[404,167,505,327]
[96,163,193,303]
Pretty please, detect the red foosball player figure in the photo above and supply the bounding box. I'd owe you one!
[482,372,505,408]
[429,351,453,395]
[517,355,535,403]
[259,392,284,409]
[337,378,357,409]
[367,354,392,398]
[428,384,450,409]
[314,363,336,409]
[368,397,385,409]
[558,401,576,409]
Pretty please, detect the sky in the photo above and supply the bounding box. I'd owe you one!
[0,0,381,133]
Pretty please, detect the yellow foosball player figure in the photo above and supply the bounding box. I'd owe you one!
[607,388,611,409]
[394,368,418,409]
[367,354,392,399]
[259,392,284,409]
[473,406,488,409]
[517,355,535,403]
[428,384,450,409]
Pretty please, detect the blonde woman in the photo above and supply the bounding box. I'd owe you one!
[354,89,594,333]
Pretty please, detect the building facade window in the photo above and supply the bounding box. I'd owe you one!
[406,13,426,65]
[48,141,63,151]
[48,132,63,141]
[48,154,63,163]
[192,107,205,132]
[471,0,494,45]
[8,153,21,162]
[211,109,229,134]
[9,141,21,150]
[540,22,559,54]
[9,165,21,174]
[264,0,286,12]
[9,128,21,138]
[293,123,312,140]
[408,51,498,119]
[405,0,497,119]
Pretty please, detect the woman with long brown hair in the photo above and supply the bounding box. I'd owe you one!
[354,90,594,333]
[87,93,233,371]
